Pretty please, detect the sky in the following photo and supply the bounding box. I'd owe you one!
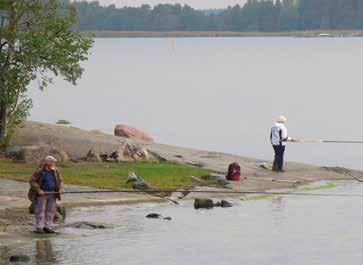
[92,0,247,9]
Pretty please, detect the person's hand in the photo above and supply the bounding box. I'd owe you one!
[59,189,65,195]
[38,190,45,196]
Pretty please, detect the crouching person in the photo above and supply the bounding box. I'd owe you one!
[29,156,64,234]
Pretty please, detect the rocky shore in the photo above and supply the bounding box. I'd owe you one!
[1,121,362,243]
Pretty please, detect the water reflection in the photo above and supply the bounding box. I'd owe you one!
[7,182,363,265]
[35,239,57,265]
[270,197,288,230]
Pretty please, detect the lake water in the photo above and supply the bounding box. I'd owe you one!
[28,37,363,169]
[3,181,363,265]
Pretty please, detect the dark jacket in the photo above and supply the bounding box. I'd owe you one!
[28,166,64,202]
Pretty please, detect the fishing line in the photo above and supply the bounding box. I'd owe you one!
[44,189,363,198]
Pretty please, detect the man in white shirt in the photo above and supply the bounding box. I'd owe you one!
[270,116,292,172]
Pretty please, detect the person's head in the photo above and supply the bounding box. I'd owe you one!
[44,156,57,170]
[276,115,287,124]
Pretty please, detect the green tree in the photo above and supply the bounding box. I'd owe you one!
[0,0,93,142]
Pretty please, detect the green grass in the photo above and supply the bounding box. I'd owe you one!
[247,194,280,201]
[0,160,212,190]
[299,182,337,192]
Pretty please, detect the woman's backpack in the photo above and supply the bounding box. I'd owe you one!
[226,162,241,181]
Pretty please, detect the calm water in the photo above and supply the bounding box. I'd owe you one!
[3,181,363,265]
[28,37,363,169]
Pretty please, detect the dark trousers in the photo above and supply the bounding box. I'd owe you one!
[272,145,285,171]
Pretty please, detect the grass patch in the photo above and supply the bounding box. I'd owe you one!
[247,194,280,201]
[0,160,212,190]
[299,182,337,192]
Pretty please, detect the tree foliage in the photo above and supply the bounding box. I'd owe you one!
[74,0,363,31]
[0,0,93,142]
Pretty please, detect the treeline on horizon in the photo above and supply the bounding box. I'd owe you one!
[74,0,363,32]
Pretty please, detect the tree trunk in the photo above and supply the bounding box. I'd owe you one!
[0,1,16,142]
[0,102,7,140]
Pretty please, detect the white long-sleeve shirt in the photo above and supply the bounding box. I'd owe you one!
[270,122,288,146]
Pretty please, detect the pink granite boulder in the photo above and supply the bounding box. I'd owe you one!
[114,124,154,143]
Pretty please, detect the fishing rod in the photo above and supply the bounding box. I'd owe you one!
[293,139,363,144]
[45,189,363,198]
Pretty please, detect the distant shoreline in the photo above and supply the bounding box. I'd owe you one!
[88,30,363,38]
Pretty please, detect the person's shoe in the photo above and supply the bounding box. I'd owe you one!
[33,228,45,234]
[278,169,286,173]
[43,227,56,234]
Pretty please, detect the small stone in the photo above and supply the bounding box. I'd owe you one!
[9,255,30,263]
[146,213,161,219]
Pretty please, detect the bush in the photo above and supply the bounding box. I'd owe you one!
[56,120,71,125]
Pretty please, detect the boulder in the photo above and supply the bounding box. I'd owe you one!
[9,145,69,164]
[163,217,172,221]
[114,124,154,143]
[221,200,233,208]
[194,198,214,209]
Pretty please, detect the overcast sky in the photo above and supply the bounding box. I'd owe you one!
[93,0,247,9]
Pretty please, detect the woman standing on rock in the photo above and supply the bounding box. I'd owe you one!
[29,156,64,234]
[270,116,294,172]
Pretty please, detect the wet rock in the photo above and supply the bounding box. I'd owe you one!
[114,124,154,143]
[9,255,30,263]
[221,200,233,208]
[213,201,221,207]
[66,222,114,229]
[146,214,172,220]
[194,198,214,209]
[146,213,161,219]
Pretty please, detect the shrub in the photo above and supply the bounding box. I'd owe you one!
[56,120,72,125]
